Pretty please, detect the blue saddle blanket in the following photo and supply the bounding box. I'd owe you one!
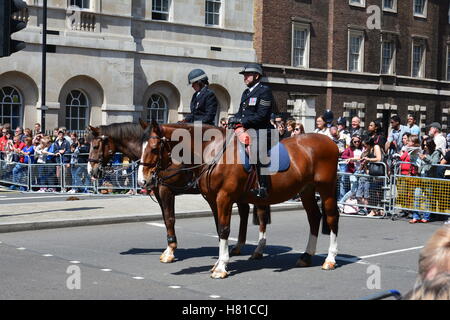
[238,141,290,173]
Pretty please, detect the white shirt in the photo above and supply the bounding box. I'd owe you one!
[434,134,447,154]
[314,127,332,139]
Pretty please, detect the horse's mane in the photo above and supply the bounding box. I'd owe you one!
[97,122,144,143]
[142,123,225,143]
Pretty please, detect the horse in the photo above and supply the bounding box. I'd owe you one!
[138,121,340,279]
[86,122,270,263]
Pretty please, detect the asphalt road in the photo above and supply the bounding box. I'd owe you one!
[0,209,442,300]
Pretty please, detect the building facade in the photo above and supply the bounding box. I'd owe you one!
[255,0,450,134]
[0,0,255,131]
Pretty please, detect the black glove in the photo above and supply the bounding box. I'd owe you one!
[227,117,242,129]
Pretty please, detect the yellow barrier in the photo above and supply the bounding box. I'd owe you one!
[395,175,450,213]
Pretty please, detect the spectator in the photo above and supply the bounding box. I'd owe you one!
[405,273,450,300]
[14,126,25,142]
[385,115,410,158]
[68,142,83,193]
[323,110,334,128]
[446,133,450,150]
[52,128,59,142]
[367,119,386,149]
[24,128,33,139]
[411,139,442,223]
[339,135,363,203]
[427,122,446,155]
[0,128,10,160]
[400,132,411,153]
[357,136,383,216]
[286,120,296,136]
[35,136,54,192]
[314,116,332,138]
[34,123,42,135]
[2,123,11,134]
[330,126,346,156]
[336,117,351,147]
[403,225,450,300]
[349,116,365,137]
[10,135,26,191]
[52,130,72,192]
[407,114,421,136]
[292,123,305,136]
[277,122,291,140]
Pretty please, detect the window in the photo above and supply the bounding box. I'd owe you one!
[383,0,397,12]
[0,87,22,129]
[147,94,168,124]
[205,0,221,26]
[412,41,425,78]
[381,41,395,74]
[66,90,89,131]
[413,0,427,18]
[348,31,364,72]
[349,0,365,8]
[152,0,170,21]
[69,0,90,9]
[292,23,310,68]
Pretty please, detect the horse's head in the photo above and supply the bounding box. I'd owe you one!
[86,125,116,179]
[137,119,172,189]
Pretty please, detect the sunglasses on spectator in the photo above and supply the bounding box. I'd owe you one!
[294,128,300,131]
[353,140,361,143]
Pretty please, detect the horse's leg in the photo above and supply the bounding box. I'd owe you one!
[249,205,268,260]
[211,192,233,279]
[230,202,250,256]
[153,187,177,263]
[296,185,322,268]
[317,185,339,270]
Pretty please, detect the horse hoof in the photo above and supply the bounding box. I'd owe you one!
[296,253,312,268]
[322,261,336,270]
[160,255,175,263]
[230,247,241,257]
[211,271,229,279]
[249,252,263,260]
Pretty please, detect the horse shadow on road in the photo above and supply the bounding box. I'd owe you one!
[169,245,360,277]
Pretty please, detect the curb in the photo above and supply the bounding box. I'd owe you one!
[0,202,303,233]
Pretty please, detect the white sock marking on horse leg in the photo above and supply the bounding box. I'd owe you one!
[87,162,92,176]
[138,142,148,185]
[305,233,318,256]
[255,231,267,254]
[326,231,338,263]
[216,239,229,273]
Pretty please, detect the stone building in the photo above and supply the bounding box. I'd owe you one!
[0,0,255,131]
[255,0,450,134]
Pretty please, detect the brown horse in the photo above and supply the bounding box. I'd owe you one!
[139,121,340,279]
[86,122,270,263]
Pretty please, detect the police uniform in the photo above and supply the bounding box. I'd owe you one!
[185,86,218,125]
[230,63,274,198]
[184,69,218,126]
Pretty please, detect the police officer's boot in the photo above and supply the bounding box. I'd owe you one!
[251,165,269,199]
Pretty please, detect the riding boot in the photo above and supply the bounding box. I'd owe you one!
[250,165,269,199]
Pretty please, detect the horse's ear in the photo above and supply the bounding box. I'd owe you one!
[151,119,161,135]
[139,118,148,130]
[88,125,99,137]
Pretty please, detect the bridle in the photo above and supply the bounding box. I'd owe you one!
[88,135,114,174]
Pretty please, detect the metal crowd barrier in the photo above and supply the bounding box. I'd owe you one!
[0,151,140,195]
[337,161,391,218]
[391,162,450,219]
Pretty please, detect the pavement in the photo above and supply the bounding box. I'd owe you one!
[0,187,303,233]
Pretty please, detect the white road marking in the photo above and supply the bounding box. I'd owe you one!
[17,247,26,250]
[360,246,424,259]
[101,269,112,272]
[70,261,80,264]
[133,276,144,280]
[209,295,221,299]
[0,195,93,201]
[146,223,166,228]
[42,254,53,257]
[169,285,181,289]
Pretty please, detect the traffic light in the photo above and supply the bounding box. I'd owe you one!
[1,0,28,58]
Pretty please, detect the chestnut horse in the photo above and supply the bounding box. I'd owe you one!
[86,122,270,263]
[138,121,340,279]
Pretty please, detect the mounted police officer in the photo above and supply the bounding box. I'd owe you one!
[228,63,274,199]
[182,69,218,125]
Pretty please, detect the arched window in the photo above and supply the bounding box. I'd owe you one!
[0,87,22,129]
[147,94,168,124]
[66,90,89,130]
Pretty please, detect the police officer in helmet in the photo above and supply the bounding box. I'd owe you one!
[182,69,218,125]
[228,63,274,199]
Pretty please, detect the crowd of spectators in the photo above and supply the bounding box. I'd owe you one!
[0,123,90,193]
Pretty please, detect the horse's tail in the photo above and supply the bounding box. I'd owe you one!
[252,205,271,225]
